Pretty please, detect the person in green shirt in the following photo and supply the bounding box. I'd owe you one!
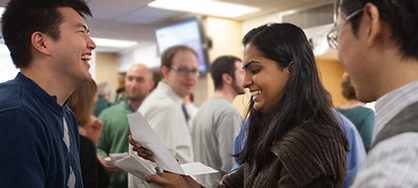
[97,64,154,188]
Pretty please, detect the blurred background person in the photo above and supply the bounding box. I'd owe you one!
[191,55,245,188]
[129,45,198,188]
[94,81,114,117]
[97,64,154,188]
[69,79,110,188]
[337,74,375,152]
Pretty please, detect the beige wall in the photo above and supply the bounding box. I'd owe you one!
[316,59,347,107]
[192,17,249,118]
[95,52,119,102]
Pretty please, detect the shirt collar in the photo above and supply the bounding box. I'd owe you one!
[374,80,418,139]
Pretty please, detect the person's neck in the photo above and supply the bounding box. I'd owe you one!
[162,78,168,85]
[368,42,418,99]
[380,58,418,98]
[128,99,143,112]
[21,67,78,106]
[213,88,236,103]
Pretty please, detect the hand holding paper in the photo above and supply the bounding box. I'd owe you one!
[128,136,155,162]
[127,112,185,174]
[124,112,218,188]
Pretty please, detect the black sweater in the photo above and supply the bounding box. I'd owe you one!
[80,135,110,188]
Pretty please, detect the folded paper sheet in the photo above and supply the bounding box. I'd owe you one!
[106,152,128,166]
[115,155,161,188]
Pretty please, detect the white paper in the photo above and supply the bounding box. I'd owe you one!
[127,112,185,174]
[180,162,218,176]
[115,157,216,188]
[115,155,156,180]
[115,155,161,188]
[126,112,219,180]
[103,152,129,166]
[110,152,129,160]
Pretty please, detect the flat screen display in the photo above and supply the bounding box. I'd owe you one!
[155,18,208,74]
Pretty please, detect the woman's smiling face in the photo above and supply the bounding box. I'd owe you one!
[242,43,291,115]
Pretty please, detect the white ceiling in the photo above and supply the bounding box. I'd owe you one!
[0,0,334,53]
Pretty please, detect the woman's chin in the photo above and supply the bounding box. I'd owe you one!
[254,104,274,115]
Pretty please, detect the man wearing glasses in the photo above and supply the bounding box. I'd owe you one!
[129,45,198,188]
[328,0,418,186]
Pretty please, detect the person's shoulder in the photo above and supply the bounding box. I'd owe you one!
[275,123,347,153]
[272,123,346,186]
[79,135,95,150]
[334,111,357,130]
[0,99,45,134]
[0,79,23,112]
[100,102,126,114]
[354,106,374,113]
[288,123,342,138]
[205,97,239,112]
[142,93,177,111]
[372,132,418,152]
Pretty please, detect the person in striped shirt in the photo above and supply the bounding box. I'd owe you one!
[328,0,418,187]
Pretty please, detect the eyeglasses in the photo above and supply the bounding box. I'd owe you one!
[327,9,363,50]
[170,66,200,77]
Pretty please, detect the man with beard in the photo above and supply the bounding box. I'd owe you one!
[191,56,245,188]
[97,64,154,188]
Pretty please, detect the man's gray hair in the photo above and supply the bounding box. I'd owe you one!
[97,81,111,97]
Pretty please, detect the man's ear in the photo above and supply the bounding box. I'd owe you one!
[161,66,170,79]
[31,32,51,56]
[364,3,383,48]
[222,73,232,86]
[148,80,156,91]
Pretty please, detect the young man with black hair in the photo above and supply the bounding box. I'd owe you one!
[330,0,418,186]
[0,0,96,187]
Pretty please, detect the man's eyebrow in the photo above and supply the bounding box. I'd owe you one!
[243,60,258,69]
[76,23,89,32]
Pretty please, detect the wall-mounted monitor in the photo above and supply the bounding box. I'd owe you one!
[155,17,209,74]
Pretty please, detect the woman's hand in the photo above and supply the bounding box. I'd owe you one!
[127,135,155,162]
[147,173,201,188]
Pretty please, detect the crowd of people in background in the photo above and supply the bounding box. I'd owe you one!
[1,0,418,187]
